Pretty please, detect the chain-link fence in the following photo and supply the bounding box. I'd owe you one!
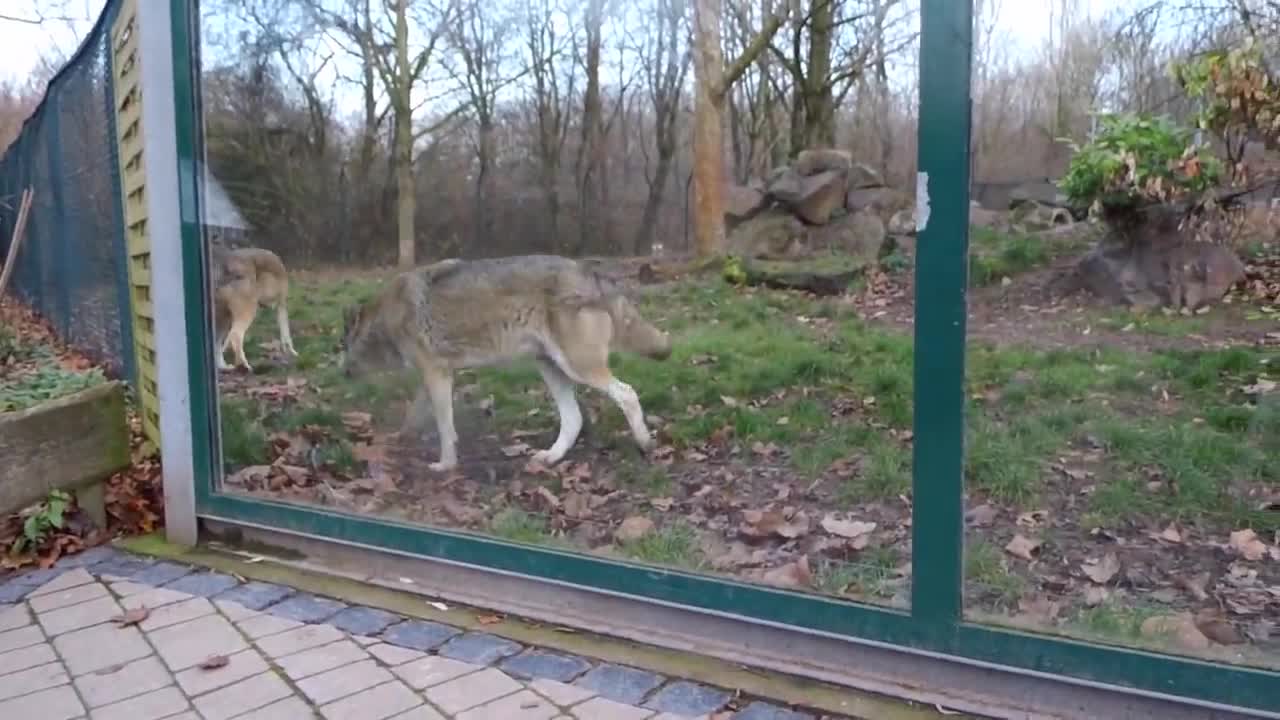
[0,1,135,385]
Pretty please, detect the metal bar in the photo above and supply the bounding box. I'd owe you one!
[910,0,973,626]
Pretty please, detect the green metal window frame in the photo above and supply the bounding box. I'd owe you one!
[169,0,1280,714]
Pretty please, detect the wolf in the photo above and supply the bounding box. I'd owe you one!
[209,245,298,373]
[339,255,673,471]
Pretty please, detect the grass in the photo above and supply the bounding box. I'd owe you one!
[967,226,1090,287]
[217,266,1280,541]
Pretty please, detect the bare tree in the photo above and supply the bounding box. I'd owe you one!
[633,0,690,254]
[522,0,577,246]
[690,0,782,257]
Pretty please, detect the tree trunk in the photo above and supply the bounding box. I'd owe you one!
[692,0,727,257]
[393,0,415,268]
[577,0,605,256]
[474,118,495,248]
[802,0,835,148]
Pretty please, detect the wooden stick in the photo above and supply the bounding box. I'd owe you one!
[0,188,34,301]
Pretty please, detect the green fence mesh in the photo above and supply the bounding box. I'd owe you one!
[0,0,135,386]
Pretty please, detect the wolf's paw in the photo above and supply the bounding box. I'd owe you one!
[429,460,458,473]
[635,434,657,453]
[532,449,565,466]
[284,345,299,357]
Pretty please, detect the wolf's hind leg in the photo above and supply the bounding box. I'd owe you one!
[532,357,583,465]
[552,310,654,453]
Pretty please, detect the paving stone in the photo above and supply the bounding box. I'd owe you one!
[388,705,448,720]
[0,604,30,632]
[329,606,400,636]
[500,649,593,682]
[148,614,248,671]
[255,623,345,658]
[353,634,380,646]
[74,655,172,708]
[392,655,482,690]
[234,696,319,719]
[425,667,523,714]
[91,685,190,720]
[267,593,347,623]
[320,680,423,720]
[438,632,523,665]
[0,641,57,675]
[193,671,295,720]
[530,678,596,707]
[570,697,655,720]
[163,714,202,720]
[163,571,240,597]
[0,624,44,653]
[0,582,36,604]
[383,619,460,651]
[0,683,85,719]
[29,581,109,613]
[276,639,369,680]
[5,567,64,589]
[573,664,665,705]
[368,642,426,666]
[138,597,216,631]
[238,612,303,640]
[29,568,95,596]
[213,599,259,621]
[459,688,561,720]
[38,595,122,636]
[54,623,152,676]
[214,582,294,611]
[653,714,709,720]
[55,546,122,570]
[175,648,270,697]
[129,562,193,586]
[0,660,67,701]
[92,556,156,581]
[731,702,813,720]
[113,583,194,608]
[298,658,394,705]
[643,681,731,716]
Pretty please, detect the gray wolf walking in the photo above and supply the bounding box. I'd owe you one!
[209,245,298,372]
[339,255,673,471]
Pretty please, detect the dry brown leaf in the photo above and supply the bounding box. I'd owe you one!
[1141,613,1211,651]
[819,514,876,539]
[1004,534,1042,561]
[534,486,562,512]
[1156,525,1183,543]
[615,516,655,543]
[1229,529,1268,561]
[112,606,150,626]
[1180,571,1211,602]
[1084,586,1111,607]
[650,497,674,512]
[1016,510,1049,528]
[476,614,503,625]
[1082,553,1121,584]
[757,555,813,589]
[562,492,591,520]
[198,654,230,670]
[1194,611,1246,645]
[966,504,998,527]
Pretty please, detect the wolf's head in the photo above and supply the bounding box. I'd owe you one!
[340,298,404,378]
[607,294,672,361]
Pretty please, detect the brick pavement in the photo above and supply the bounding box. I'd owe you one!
[0,548,832,719]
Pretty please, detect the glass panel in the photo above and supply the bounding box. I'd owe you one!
[961,0,1279,670]
[198,0,923,609]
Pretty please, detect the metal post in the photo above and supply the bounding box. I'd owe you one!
[911,0,973,626]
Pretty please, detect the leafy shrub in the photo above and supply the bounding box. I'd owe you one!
[1059,113,1221,212]
[0,365,105,412]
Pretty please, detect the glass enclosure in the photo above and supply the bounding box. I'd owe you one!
[173,0,1280,713]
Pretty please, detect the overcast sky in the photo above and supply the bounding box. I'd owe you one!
[0,0,1133,92]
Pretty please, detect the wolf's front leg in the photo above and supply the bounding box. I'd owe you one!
[423,366,458,472]
[532,358,583,465]
[596,374,655,453]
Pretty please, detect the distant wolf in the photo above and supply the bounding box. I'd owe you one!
[340,255,673,471]
[209,245,298,373]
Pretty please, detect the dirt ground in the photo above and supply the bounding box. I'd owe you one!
[213,237,1280,671]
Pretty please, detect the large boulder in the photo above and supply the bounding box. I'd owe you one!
[810,209,888,262]
[725,183,768,226]
[793,148,853,177]
[1011,200,1073,232]
[846,186,909,220]
[728,208,809,259]
[888,207,917,236]
[768,168,848,225]
[1069,207,1246,310]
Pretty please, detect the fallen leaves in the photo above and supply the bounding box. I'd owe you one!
[819,514,876,540]
[615,516,655,543]
[739,509,810,541]
[1229,529,1269,561]
[112,606,150,627]
[1081,553,1120,584]
[1004,534,1042,561]
[198,655,230,670]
